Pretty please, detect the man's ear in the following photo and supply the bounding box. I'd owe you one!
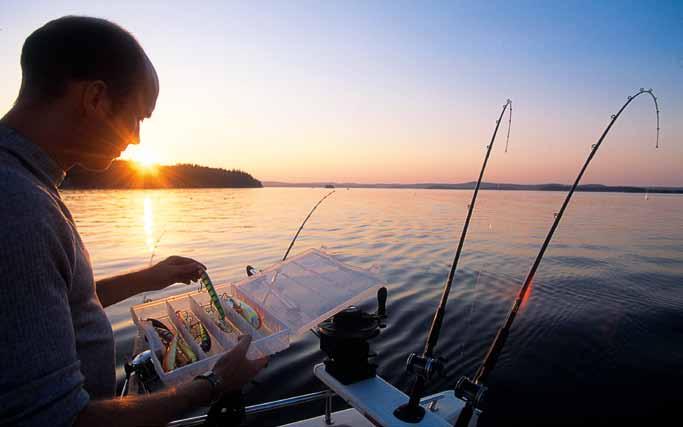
[81,80,110,117]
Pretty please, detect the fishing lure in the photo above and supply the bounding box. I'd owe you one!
[199,270,226,321]
[154,326,174,343]
[221,292,262,330]
[162,335,178,372]
[149,318,170,331]
[177,310,211,352]
[155,325,196,364]
[176,335,198,363]
[146,318,197,366]
[204,304,234,333]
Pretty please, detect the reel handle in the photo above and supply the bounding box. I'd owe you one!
[377,287,387,318]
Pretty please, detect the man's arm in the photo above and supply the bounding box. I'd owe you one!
[95,268,154,308]
[1,206,91,426]
[96,256,206,307]
[75,336,265,427]
[77,376,212,427]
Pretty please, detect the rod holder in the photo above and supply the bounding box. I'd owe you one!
[393,354,444,423]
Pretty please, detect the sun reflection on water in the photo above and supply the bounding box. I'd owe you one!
[143,196,154,253]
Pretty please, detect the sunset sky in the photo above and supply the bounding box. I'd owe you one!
[1,1,681,186]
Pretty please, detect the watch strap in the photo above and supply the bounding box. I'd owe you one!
[194,371,223,403]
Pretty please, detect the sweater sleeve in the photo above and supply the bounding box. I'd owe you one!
[0,193,90,427]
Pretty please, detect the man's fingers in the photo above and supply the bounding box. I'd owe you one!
[231,335,252,359]
[173,263,205,280]
[250,356,268,371]
[167,256,206,270]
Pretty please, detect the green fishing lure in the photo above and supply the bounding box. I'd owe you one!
[199,270,226,321]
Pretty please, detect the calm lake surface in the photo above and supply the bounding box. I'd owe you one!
[64,188,683,426]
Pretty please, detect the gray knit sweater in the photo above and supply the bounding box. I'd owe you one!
[0,124,115,426]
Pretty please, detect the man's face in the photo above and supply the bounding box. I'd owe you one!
[75,60,158,171]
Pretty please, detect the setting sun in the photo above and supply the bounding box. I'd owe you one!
[121,145,159,174]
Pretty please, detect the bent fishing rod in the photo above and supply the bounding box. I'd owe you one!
[247,189,336,314]
[282,189,336,261]
[246,189,336,277]
[394,99,512,422]
[453,88,660,427]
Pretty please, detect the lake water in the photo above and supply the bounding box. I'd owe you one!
[64,188,683,426]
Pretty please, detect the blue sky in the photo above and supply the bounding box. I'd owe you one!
[1,1,681,185]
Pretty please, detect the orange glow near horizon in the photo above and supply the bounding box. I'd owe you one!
[121,145,160,176]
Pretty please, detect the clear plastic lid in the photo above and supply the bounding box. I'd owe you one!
[232,248,386,336]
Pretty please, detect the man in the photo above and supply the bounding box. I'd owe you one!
[0,16,266,426]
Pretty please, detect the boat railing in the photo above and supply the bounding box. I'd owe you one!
[168,390,335,427]
[167,389,447,426]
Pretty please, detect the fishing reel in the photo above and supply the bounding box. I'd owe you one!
[317,287,388,384]
[454,376,486,410]
[120,350,161,396]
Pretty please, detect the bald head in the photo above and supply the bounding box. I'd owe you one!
[2,16,160,171]
[18,16,157,112]
[138,51,160,119]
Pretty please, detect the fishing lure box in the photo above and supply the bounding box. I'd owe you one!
[130,248,386,386]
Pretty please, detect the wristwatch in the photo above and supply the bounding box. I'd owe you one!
[194,371,223,404]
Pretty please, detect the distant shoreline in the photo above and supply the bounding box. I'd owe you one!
[263,181,683,194]
[61,160,262,189]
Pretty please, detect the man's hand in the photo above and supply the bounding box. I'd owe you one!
[76,335,268,427]
[146,256,206,291]
[97,256,206,307]
[212,335,268,393]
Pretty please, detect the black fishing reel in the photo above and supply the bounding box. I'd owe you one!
[454,376,487,409]
[317,287,388,384]
[121,350,162,396]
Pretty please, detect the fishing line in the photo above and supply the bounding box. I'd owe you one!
[141,227,167,303]
[456,210,499,368]
[393,99,512,422]
[453,89,660,427]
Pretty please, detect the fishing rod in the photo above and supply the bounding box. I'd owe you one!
[246,189,336,276]
[394,99,512,422]
[282,189,336,262]
[247,189,336,313]
[453,88,660,427]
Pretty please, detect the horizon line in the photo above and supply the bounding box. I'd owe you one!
[261,180,683,193]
